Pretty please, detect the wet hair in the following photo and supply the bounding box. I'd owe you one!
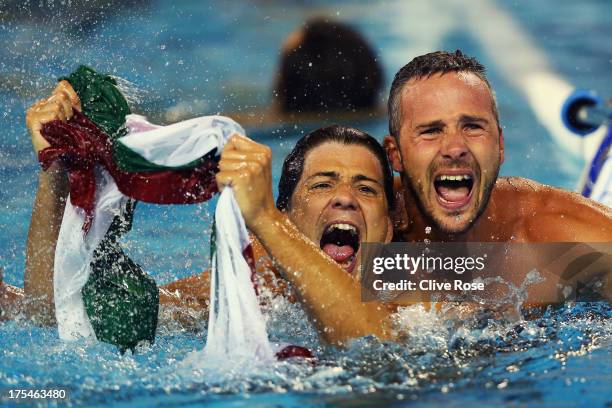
[388,50,500,138]
[276,125,394,211]
[275,18,383,113]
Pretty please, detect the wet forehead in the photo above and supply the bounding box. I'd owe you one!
[400,72,495,127]
[301,142,384,182]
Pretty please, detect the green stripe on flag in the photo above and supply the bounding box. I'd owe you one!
[60,65,131,139]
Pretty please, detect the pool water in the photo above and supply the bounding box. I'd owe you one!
[1,297,610,407]
[1,0,611,406]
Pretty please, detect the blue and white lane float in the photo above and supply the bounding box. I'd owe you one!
[562,91,612,206]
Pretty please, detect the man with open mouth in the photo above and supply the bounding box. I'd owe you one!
[274,125,394,276]
[216,125,397,344]
[384,50,612,243]
[217,125,395,280]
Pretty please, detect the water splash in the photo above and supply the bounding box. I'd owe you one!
[112,76,150,107]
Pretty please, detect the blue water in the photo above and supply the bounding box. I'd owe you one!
[1,0,611,406]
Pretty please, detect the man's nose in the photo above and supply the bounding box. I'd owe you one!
[331,185,358,210]
[440,128,468,160]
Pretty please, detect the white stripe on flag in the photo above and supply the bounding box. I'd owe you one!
[119,115,245,167]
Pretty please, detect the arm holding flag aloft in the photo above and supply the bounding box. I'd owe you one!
[24,81,78,324]
[216,134,396,345]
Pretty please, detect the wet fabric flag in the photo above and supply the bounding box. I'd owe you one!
[38,66,258,352]
[203,188,274,363]
[39,111,225,233]
[47,113,243,349]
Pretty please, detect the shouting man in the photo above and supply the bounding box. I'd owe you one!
[384,50,612,243]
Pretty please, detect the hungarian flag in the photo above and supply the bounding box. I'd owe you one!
[38,66,270,358]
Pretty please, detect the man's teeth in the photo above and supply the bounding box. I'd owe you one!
[328,223,357,233]
[436,174,472,181]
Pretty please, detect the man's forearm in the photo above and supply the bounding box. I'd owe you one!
[251,210,395,345]
[24,163,69,324]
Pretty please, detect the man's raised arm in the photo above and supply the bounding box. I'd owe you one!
[23,81,80,324]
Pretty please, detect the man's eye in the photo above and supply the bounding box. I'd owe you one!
[421,127,441,136]
[358,185,377,195]
[311,182,331,190]
[465,123,483,131]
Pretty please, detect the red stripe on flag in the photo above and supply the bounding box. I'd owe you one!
[39,111,219,232]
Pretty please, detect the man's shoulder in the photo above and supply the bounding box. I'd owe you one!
[494,176,555,197]
[492,177,556,214]
[494,177,612,241]
[488,177,549,227]
[495,176,610,214]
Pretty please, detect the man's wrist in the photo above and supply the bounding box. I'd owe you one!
[39,162,69,197]
[249,207,284,240]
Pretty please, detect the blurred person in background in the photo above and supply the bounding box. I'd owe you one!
[234,17,385,127]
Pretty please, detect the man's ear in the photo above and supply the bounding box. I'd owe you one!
[499,128,505,164]
[383,135,403,172]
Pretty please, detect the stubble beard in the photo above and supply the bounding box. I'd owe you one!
[401,160,500,236]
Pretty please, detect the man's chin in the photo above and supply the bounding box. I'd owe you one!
[428,208,478,235]
[433,218,473,235]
